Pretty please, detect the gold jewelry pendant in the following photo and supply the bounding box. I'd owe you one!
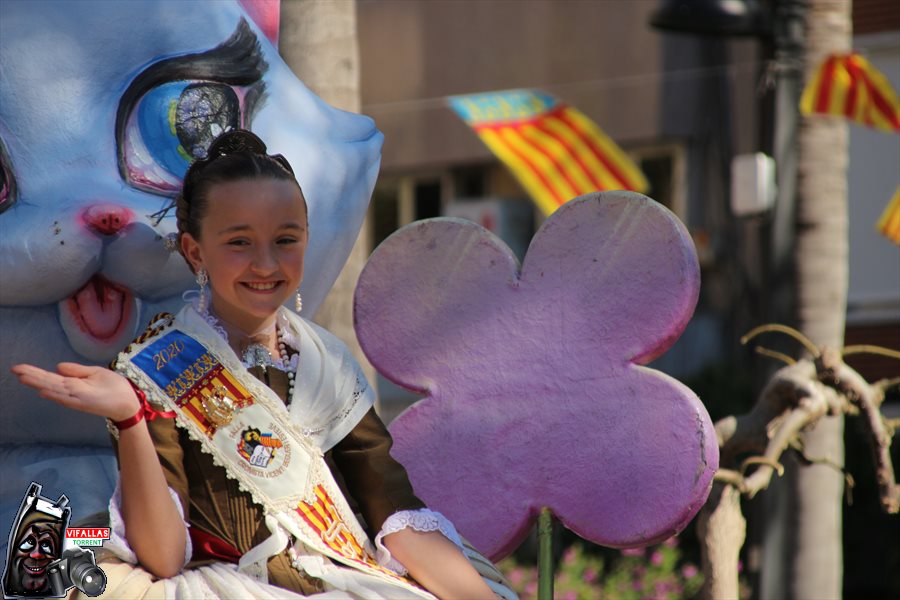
[202,386,237,427]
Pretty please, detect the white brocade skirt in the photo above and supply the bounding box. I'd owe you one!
[70,554,517,600]
[69,557,429,600]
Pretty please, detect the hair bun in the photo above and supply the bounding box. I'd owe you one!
[205,129,268,159]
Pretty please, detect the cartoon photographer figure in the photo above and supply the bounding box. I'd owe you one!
[2,483,105,598]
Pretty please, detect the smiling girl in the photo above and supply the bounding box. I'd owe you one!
[12,130,512,599]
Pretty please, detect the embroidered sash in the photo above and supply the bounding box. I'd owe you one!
[114,311,433,599]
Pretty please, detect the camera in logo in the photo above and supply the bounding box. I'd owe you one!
[46,548,106,597]
[2,483,106,598]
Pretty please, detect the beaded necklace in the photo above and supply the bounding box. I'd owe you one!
[277,326,297,404]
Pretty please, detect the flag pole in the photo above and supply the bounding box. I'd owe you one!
[538,506,554,600]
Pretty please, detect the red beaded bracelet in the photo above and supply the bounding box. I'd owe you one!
[112,382,148,432]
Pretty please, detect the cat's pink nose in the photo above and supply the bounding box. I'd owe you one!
[82,204,134,235]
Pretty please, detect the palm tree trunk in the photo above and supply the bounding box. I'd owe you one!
[278,0,378,399]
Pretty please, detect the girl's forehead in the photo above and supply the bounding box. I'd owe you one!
[203,178,306,223]
[206,176,302,199]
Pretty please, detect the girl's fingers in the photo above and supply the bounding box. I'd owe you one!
[12,366,65,392]
[11,363,54,379]
[12,363,115,417]
[12,364,84,407]
[13,363,89,387]
[57,362,100,377]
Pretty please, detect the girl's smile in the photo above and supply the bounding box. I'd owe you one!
[243,281,282,291]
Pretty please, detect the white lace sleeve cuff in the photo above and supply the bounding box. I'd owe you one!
[373,508,464,576]
[106,478,192,568]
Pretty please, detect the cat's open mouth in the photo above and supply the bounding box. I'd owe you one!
[58,275,140,361]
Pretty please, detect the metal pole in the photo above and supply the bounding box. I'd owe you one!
[761,1,807,597]
[537,507,554,600]
[769,0,805,323]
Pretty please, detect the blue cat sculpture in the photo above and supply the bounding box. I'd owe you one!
[0,0,382,545]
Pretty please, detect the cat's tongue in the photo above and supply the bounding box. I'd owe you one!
[67,276,131,340]
[58,275,140,362]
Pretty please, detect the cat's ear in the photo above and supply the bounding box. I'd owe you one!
[180,233,204,274]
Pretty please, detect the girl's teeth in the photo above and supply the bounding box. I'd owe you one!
[246,282,277,290]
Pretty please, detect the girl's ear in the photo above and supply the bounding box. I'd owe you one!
[180,233,204,273]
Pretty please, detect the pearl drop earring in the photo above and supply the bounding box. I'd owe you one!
[197,267,209,313]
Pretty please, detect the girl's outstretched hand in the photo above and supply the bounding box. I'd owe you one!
[11,363,140,422]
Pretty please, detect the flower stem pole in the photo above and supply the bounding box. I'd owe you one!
[538,506,554,600]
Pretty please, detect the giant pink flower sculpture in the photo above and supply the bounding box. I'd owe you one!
[354,192,718,560]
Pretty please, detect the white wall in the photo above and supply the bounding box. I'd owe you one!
[847,31,900,324]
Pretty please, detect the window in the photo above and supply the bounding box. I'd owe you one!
[629,142,687,220]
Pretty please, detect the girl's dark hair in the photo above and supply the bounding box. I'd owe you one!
[175,129,303,269]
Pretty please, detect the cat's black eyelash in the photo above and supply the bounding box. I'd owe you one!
[148,199,177,226]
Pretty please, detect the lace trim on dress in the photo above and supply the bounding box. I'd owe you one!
[298,375,366,438]
[373,508,465,576]
[106,479,192,567]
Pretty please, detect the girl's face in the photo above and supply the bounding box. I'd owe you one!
[181,177,308,333]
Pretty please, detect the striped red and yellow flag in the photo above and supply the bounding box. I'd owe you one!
[448,90,648,215]
[800,52,900,132]
[877,186,900,245]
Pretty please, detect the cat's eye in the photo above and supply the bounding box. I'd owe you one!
[114,20,268,199]
[120,81,248,196]
[0,140,16,214]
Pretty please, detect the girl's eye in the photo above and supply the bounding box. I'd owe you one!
[39,541,54,555]
[277,237,298,245]
[18,537,35,552]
